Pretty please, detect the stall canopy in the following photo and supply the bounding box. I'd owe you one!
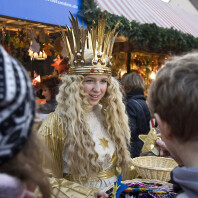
[96,0,198,37]
[0,0,82,31]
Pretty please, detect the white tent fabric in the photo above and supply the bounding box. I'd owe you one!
[96,0,198,37]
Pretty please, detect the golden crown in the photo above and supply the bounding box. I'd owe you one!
[60,13,119,75]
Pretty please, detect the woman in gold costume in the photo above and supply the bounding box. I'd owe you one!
[38,14,132,197]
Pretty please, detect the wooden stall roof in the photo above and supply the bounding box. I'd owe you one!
[0,15,65,33]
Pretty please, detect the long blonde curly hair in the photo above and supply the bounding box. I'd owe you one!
[55,74,131,179]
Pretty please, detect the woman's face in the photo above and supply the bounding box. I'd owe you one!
[42,87,51,101]
[83,75,108,106]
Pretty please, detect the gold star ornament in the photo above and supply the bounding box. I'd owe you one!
[139,128,161,155]
[99,137,109,149]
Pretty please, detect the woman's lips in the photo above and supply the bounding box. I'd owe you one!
[89,94,100,101]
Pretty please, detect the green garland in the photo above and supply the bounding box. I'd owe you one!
[80,0,198,54]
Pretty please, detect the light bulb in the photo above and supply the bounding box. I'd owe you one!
[150,71,156,80]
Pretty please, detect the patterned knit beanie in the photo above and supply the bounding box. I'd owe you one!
[0,45,35,165]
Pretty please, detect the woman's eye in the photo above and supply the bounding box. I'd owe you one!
[86,80,93,83]
[101,80,107,83]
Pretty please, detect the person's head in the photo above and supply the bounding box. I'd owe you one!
[148,52,198,162]
[40,75,61,101]
[121,73,145,93]
[83,74,108,106]
[0,45,50,198]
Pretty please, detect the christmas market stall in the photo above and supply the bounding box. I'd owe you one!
[0,0,82,77]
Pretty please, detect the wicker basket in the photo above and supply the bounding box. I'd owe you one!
[131,156,178,182]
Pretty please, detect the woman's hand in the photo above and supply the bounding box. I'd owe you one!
[97,190,108,198]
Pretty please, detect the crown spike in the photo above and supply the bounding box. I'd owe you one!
[90,26,97,61]
[81,22,86,61]
[103,30,111,55]
[65,26,75,55]
[109,32,118,58]
[97,16,106,54]
[87,32,92,50]
[59,25,70,56]
[69,14,80,53]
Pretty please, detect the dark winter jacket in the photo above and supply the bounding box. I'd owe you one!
[125,89,150,158]
[171,166,198,198]
[37,99,57,114]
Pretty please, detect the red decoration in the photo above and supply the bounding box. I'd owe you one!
[90,69,95,72]
[43,44,52,56]
[51,55,68,74]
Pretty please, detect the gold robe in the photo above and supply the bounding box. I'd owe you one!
[38,112,99,198]
[38,105,137,197]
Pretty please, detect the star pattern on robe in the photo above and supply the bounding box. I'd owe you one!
[99,137,109,149]
[139,128,160,155]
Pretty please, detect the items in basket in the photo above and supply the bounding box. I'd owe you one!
[123,182,176,198]
[105,177,177,198]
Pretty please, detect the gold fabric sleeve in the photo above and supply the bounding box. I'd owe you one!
[38,112,66,177]
[38,112,99,198]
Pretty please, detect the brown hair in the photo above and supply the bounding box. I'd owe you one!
[148,52,198,143]
[0,132,51,198]
[121,73,145,93]
[40,75,61,99]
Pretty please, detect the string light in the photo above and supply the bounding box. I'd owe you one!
[28,49,47,60]
[150,71,156,80]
